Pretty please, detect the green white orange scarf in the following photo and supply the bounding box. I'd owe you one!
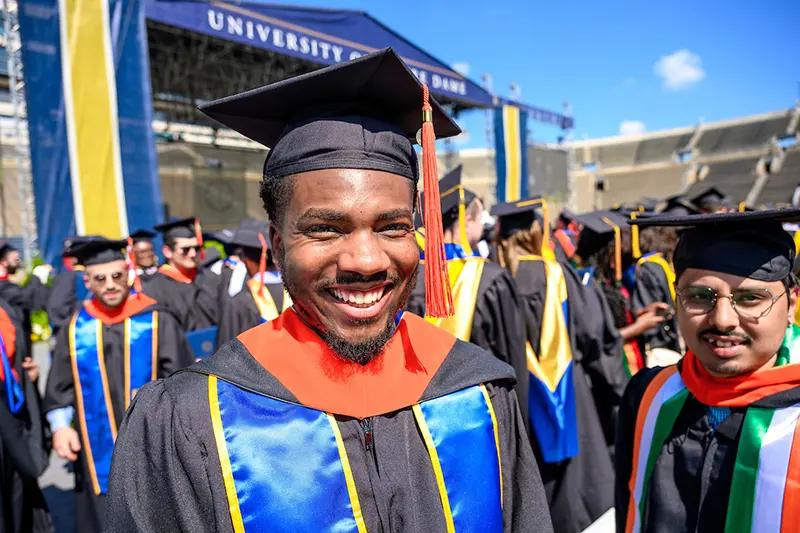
[625,325,800,533]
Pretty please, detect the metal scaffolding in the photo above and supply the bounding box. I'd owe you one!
[3,0,37,262]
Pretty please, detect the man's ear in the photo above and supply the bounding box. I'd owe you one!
[788,287,799,326]
[269,224,283,270]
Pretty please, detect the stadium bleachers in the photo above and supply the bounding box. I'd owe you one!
[757,149,800,206]
[570,105,799,211]
[684,157,763,204]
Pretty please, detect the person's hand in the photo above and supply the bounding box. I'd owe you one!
[31,265,53,284]
[633,302,671,334]
[52,427,81,462]
[21,357,38,382]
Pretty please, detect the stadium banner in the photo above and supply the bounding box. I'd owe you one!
[145,0,495,108]
[494,104,529,203]
[19,0,162,267]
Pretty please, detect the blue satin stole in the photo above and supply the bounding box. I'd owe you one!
[186,326,218,359]
[0,333,23,414]
[69,307,158,495]
[420,242,479,261]
[209,378,503,532]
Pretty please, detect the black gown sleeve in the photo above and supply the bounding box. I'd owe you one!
[471,269,530,428]
[106,380,219,533]
[47,272,78,335]
[567,270,629,450]
[0,278,48,313]
[487,382,554,533]
[156,310,195,374]
[42,325,75,414]
[632,263,682,354]
[142,275,193,331]
[0,304,50,480]
[216,292,261,349]
[195,271,222,327]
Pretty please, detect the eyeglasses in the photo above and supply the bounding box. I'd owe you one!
[175,245,201,255]
[675,286,786,319]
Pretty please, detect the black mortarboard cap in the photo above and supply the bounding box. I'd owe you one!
[690,186,729,212]
[154,217,199,240]
[490,196,545,240]
[198,48,460,182]
[559,209,577,223]
[231,219,270,251]
[130,229,156,243]
[574,209,629,258]
[73,238,127,266]
[417,165,476,228]
[630,208,800,281]
[660,197,701,217]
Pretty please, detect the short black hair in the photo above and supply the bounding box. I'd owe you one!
[164,235,178,250]
[260,172,418,229]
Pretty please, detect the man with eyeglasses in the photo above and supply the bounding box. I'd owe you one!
[44,238,193,533]
[615,209,800,533]
[142,218,222,333]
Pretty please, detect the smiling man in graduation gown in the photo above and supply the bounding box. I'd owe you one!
[492,197,627,533]
[142,217,221,332]
[47,236,97,338]
[406,166,529,419]
[216,220,291,347]
[43,238,194,533]
[106,49,552,533]
[129,229,158,279]
[617,209,800,533]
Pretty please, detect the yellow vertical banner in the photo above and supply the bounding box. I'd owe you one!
[59,0,127,237]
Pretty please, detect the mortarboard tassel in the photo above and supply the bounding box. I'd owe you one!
[194,218,206,261]
[601,216,623,282]
[630,212,641,259]
[63,256,74,272]
[257,233,268,296]
[420,84,453,318]
[127,237,143,294]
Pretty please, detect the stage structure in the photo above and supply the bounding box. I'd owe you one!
[16,0,573,266]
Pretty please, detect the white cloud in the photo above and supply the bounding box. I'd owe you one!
[619,120,646,136]
[654,49,705,90]
[452,130,471,146]
[451,62,471,77]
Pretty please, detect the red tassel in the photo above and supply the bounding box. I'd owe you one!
[257,233,268,296]
[420,84,453,318]
[63,256,74,271]
[194,218,206,261]
[127,237,142,294]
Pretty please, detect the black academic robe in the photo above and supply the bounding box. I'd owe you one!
[615,365,800,532]
[406,261,530,425]
[215,282,285,348]
[0,298,51,533]
[43,300,195,533]
[514,260,628,533]
[105,310,554,533]
[141,268,222,331]
[0,278,49,353]
[47,271,84,337]
[631,262,681,354]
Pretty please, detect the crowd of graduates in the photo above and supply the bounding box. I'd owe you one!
[2,47,800,533]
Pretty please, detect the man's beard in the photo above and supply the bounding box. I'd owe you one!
[280,258,417,365]
[6,265,17,275]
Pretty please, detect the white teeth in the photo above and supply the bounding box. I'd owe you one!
[331,287,385,305]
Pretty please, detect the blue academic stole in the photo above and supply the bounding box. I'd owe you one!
[520,257,579,464]
[0,333,23,414]
[69,307,158,495]
[208,377,504,532]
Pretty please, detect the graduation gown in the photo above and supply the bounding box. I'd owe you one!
[406,260,529,424]
[0,298,51,533]
[514,258,628,533]
[141,265,222,331]
[43,295,195,533]
[46,270,87,337]
[615,349,800,533]
[105,309,554,533]
[215,281,287,348]
[631,258,682,355]
[0,278,49,352]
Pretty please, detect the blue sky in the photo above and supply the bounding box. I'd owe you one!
[277,0,799,148]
